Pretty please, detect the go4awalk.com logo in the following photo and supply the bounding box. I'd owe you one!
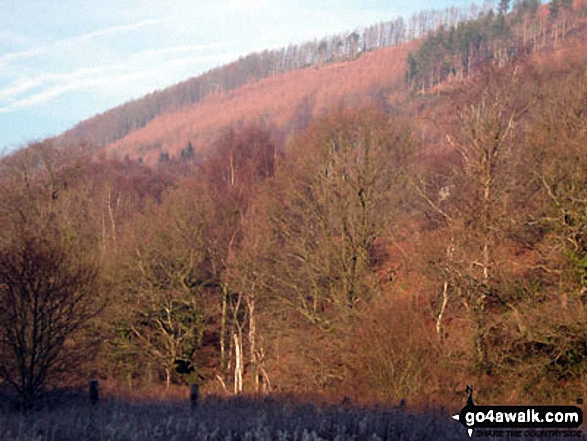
[452,386,584,438]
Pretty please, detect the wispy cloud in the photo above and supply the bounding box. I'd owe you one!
[0,64,118,95]
[0,47,46,67]
[0,75,52,101]
[0,66,118,113]
[73,18,168,41]
[0,47,237,114]
[0,83,85,114]
[0,18,166,66]
[0,5,240,115]
[137,41,238,58]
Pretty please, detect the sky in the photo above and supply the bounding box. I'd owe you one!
[0,0,479,153]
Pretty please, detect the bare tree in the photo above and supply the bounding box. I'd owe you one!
[115,184,211,389]
[0,226,100,410]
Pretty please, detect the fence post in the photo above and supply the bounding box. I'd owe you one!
[190,383,199,410]
[89,379,99,405]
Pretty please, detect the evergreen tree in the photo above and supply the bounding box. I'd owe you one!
[494,11,509,36]
[550,0,560,18]
[499,0,511,15]
[561,0,573,11]
[527,0,540,15]
[186,141,195,159]
[180,142,195,162]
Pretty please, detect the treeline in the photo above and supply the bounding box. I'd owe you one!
[406,0,587,91]
[2,42,586,409]
[55,4,486,151]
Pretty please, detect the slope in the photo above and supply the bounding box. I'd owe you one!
[103,42,417,164]
[53,4,481,153]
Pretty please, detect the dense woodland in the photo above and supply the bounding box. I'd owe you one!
[1,1,587,412]
[406,0,585,91]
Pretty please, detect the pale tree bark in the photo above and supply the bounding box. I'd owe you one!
[436,282,449,343]
[233,333,243,395]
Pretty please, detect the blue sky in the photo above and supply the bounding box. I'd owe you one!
[0,0,481,153]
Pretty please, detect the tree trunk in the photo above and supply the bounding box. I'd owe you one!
[247,295,259,394]
[436,281,449,343]
[233,333,243,395]
[220,285,228,371]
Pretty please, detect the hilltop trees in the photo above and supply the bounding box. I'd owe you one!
[406,11,516,91]
[57,3,481,151]
[406,0,582,92]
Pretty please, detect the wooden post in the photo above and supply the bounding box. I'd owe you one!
[190,383,199,410]
[89,379,99,405]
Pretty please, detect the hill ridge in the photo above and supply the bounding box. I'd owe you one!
[54,4,481,151]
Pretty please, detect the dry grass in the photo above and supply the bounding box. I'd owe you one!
[1,395,584,440]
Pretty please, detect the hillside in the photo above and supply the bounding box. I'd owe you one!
[104,42,416,163]
[57,0,587,165]
[55,6,472,153]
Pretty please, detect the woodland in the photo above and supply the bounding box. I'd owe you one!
[0,0,586,419]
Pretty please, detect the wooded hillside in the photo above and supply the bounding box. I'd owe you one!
[54,3,484,154]
[1,1,587,410]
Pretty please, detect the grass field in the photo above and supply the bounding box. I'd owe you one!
[1,395,584,440]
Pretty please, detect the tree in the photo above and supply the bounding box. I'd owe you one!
[0,141,104,409]
[0,226,100,410]
[227,109,415,391]
[514,0,539,17]
[114,184,212,388]
[180,142,196,161]
[560,0,573,11]
[271,109,411,325]
[415,70,527,373]
[449,95,517,372]
[202,124,278,393]
[158,151,170,163]
[524,66,587,308]
[499,0,511,15]
[550,0,560,18]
